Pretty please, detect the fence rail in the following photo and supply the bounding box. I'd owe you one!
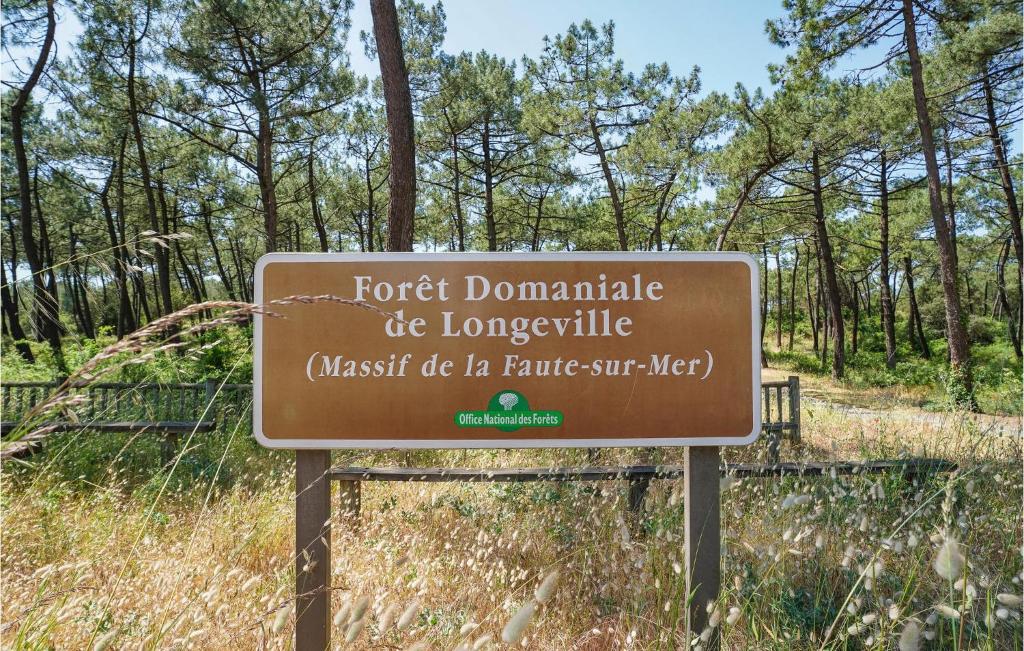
[1,380,252,425]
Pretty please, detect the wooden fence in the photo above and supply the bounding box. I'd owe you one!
[0,376,799,434]
[1,380,252,424]
[1,377,799,464]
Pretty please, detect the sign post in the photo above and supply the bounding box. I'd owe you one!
[254,252,759,650]
[685,445,721,647]
[295,450,331,649]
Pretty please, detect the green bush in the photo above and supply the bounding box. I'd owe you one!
[766,349,823,374]
[967,315,1003,345]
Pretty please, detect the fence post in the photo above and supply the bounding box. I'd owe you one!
[788,376,801,446]
[160,380,179,464]
[204,379,217,408]
[338,479,361,524]
[627,477,650,514]
[296,450,332,651]
[160,436,176,467]
[684,446,720,650]
[766,430,780,464]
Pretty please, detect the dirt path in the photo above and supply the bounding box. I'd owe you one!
[763,368,1021,438]
[803,397,1021,437]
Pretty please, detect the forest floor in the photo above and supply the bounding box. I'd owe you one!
[762,368,1022,438]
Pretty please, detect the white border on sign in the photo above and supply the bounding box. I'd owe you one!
[253,252,762,449]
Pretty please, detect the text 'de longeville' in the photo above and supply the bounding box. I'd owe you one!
[253,252,761,448]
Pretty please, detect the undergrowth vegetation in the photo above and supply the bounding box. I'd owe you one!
[1,322,1021,649]
[765,328,1021,416]
[2,387,1021,649]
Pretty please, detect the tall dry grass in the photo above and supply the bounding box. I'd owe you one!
[2,404,1021,650]
[1,303,1021,649]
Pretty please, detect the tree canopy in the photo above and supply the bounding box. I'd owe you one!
[1,0,1020,409]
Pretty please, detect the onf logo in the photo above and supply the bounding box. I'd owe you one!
[454,390,563,432]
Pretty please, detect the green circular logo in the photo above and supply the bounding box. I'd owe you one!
[488,390,528,412]
[488,390,528,431]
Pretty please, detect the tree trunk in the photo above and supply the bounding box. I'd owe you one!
[0,262,34,362]
[851,278,859,355]
[67,224,95,339]
[653,177,675,252]
[202,205,236,300]
[113,135,137,335]
[371,0,416,252]
[532,192,546,252]
[63,266,81,334]
[11,0,61,365]
[255,108,279,253]
[80,260,95,337]
[942,128,958,270]
[33,169,65,355]
[127,227,151,325]
[878,149,898,369]
[788,244,799,351]
[818,254,826,360]
[101,145,131,337]
[34,174,59,314]
[901,0,973,403]
[308,143,329,252]
[482,118,497,251]
[964,272,973,315]
[133,268,152,324]
[2,207,34,361]
[589,116,628,251]
[171,212,203,305]
[806,243,819,353]
[982,69,1023,283]
[127,30,172,317]
[821,295,830,367]
[811,148,844,379]
[774,248,783,348]
[863,275,871,318]
[449,123,466,252]
[192,248,208,300]
[760,244,769,367]
[67,265,92,339]
[996,239,1022,359]
[231,237,251,303]
[355,155,372,252]
[716,167,774,252]
[904,256,931,360]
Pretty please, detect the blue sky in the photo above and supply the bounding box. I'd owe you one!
[8,0,1014,150]
[16,0,805,101]
[345,0,794,96]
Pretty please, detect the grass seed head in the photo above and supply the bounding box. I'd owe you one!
[397,599,420,630]
[534,569,560,604]
[271,603,293,634]
[501,600,537,644]
[933,537,966,581]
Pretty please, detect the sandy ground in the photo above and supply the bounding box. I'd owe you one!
[762,367,1022,437]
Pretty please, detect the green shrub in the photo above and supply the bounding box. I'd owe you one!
[967,315,1003,345]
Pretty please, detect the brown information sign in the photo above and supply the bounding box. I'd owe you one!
[254,253,760,448]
